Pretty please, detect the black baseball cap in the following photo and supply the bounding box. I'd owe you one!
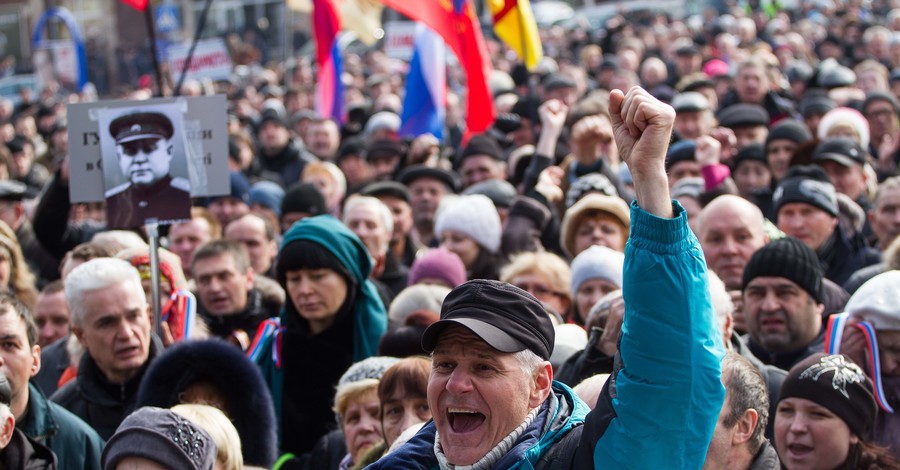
[422,279,555,360]
[812,137,867,167]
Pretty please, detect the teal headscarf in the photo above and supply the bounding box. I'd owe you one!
[250,215,388,452]
[278,214,387,360]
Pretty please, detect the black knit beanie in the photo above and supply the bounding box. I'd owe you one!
[281,182,327,217]
[742,237,824,303]
[666,140,696,171]
[460,134,503,162]
[779,353,876,438]
[732,143,767,171]
[765,119,812,147]
[772,165,838,218]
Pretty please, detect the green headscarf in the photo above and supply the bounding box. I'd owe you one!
[279,214,387,360]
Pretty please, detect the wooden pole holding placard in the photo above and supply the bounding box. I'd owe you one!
[145,220,162,338]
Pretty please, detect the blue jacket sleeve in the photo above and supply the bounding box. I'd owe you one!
[590,201,725,469]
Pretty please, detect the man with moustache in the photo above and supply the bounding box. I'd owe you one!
[741,238,827,371]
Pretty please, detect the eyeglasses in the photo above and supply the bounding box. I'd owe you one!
[120,139,161,157]
[865,108,896,120]
[515,282,566,299]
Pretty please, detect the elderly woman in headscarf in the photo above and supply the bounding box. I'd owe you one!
[249,215,387,458]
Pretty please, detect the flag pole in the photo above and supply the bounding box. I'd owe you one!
[517,0,540,150]
[143,6,165,97]
[175,0,214,96]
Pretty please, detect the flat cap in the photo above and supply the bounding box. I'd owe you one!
[398,164,461,193]
[360,180,410,204]
[717,103,769,128]
[672,92,710,112]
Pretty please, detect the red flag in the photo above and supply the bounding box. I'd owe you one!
[380,0,495,136]
[120,0,149,11]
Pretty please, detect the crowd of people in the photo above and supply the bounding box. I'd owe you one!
[2,0,900,468]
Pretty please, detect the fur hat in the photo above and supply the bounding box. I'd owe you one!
[742,237,824,303]
[779,353,876,438]
[136,340,278,467]
[560,193,631,258]
[434,194,502,253]
[569,245,625,296]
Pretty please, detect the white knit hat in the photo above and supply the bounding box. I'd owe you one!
[569,245,625,297]
[846,270,900,330]
[434,194,502,253]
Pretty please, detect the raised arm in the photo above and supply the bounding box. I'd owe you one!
[574,87,725,469]
[608,86,674,218]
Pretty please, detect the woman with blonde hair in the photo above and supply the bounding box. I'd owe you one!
[499,251,572,321]
[0,220,36,309]
[172,403,244,470]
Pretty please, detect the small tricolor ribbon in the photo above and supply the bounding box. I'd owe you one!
[248,318,283,367]
[825,312,894,413]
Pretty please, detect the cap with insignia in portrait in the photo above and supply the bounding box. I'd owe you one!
[109,112,174,144]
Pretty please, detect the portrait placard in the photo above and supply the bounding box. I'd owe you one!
[98,103,191,228]
[68,95,228,204]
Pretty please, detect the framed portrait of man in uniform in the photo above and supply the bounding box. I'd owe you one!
[99,103,192,229]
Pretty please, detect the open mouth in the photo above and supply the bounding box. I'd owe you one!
[116,345,140,358]
[448,408,485,433]
[787,443,813,458]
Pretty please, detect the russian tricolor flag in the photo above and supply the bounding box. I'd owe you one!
[400,24,446,142]
[313,0,343,124]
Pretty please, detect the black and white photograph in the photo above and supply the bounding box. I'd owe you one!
[99,104,192,228]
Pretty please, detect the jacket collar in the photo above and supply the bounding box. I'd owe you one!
[18,382,58,441]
